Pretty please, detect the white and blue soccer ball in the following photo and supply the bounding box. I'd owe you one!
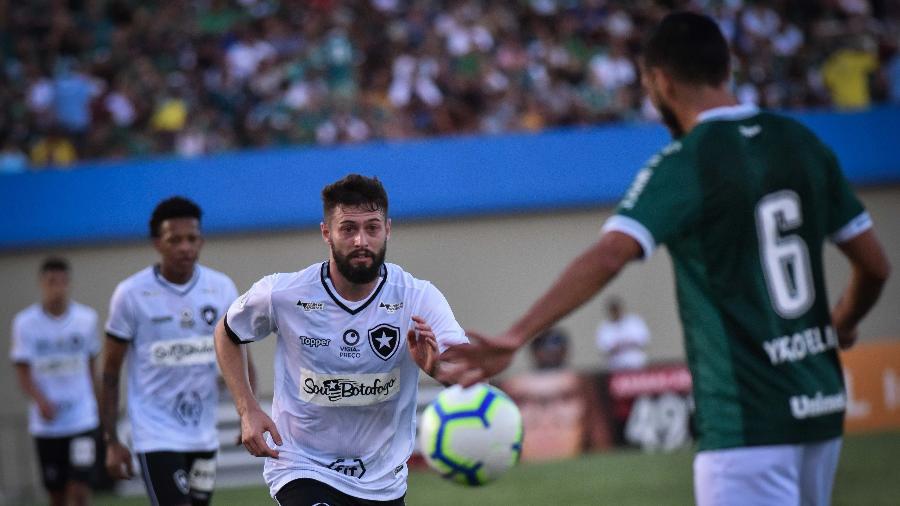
[418,383,523,486]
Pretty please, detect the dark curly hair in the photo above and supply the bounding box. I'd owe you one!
[321,174,389,220]
[149,196,202,238]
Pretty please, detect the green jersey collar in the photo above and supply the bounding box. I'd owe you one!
[697,103,760,124]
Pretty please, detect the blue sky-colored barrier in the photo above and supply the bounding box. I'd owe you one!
[2,105,898,250]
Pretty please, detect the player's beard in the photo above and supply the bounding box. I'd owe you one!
[657,99,684,139]
[332,242,387,284]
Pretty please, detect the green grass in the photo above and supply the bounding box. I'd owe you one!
[94,431,899,505]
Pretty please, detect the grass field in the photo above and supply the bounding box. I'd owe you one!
[93,431,899,506]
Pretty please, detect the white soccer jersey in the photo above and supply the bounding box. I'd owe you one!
[10,302,100,437]
[596,314,650,371]
[225,262,468,501]
[106,264,238,453]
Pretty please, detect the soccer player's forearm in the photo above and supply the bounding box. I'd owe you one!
[214,321,258,416]
[100,370,121,443]
[100,337,129,444]
[14,364,51,406]
[834,229,891,329]
[834,266,889,329]
[510,234,637,345]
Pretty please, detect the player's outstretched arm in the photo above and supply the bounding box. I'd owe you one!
[100,336,134,479]
[214,319,282,458]
[832,229,891,349]
[443,231,642,386]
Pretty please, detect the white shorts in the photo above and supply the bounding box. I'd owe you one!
[694,437,842,506]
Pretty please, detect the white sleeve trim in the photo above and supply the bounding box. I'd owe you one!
[830,211,872,244]
[601,215,657,260]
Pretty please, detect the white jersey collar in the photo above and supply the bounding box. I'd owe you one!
[697,103,760,124]
[153,264,201,296]
[320,261,389,315]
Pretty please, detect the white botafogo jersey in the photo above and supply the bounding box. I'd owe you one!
[10,302,100,437]
[106,265,238,453]
[225,262,468,501]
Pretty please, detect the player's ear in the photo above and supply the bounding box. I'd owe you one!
[152,237,164,254]
[321,221,331,245]
[656,68,678,100]
[385,218,391,241]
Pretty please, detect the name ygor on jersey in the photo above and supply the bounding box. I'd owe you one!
[762,325,838,366]
[299,368,400,406]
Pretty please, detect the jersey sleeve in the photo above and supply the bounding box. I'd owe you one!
[105,282,136,341]
[823,145,871,243]
[225,275,276,344]
[9,314,31,364]
[415,283,469,353]
[601,142,702,259]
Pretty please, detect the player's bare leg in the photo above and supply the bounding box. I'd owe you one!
[66,480,91,506]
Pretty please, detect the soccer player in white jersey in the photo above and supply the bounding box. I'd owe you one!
[215,174,469,505]
[11,257,100,506]
[100,197,242,506]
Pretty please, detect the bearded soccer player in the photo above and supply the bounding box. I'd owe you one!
[11,258,100,506]
[215,174,468,505]
[444,12,890,506]
[101,197,245,506]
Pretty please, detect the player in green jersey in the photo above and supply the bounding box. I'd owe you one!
[444,11,890,505]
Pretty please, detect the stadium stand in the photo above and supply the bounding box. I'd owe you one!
[1,0,899,171]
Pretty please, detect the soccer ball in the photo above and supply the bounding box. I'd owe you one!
[418,383,523,485]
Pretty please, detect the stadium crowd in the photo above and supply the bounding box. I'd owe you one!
[2,0,899,172]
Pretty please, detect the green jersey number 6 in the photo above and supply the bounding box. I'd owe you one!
[755,190,815,319]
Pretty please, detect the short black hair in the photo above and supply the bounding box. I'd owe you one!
[322,174,389,220]
[40,256,69,274]
[642,11,730,87]
[149,196,202,238]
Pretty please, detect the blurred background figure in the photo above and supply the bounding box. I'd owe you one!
[530,326,569,370]
[10,258,100,506]
[595,297,650,371]
[501,328,611,462]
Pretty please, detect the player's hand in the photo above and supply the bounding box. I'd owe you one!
[834,323,859,350]
[831,311,859,350]
[37,399,57,421]
[105,441,135,480]
[441,331,522,387]
[407,315,439,377]
[240,407,282,459]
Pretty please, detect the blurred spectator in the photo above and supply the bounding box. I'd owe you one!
[29,126,78,169]
[529,327,570,370]
[501,328,612,461]
[52,60,102,148]
[888,50,900,104]
[596,297,650,371]
[822,36,880,109]
[1,0,898,170]
[0,140,28,174]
